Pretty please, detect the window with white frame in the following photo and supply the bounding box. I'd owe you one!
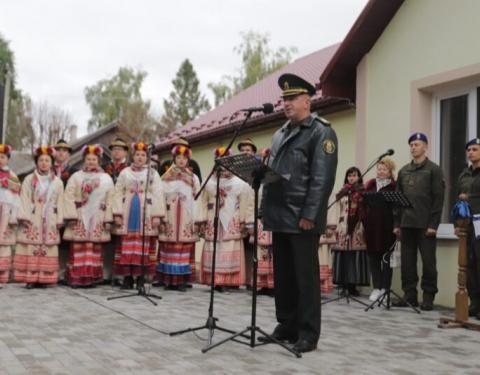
[434,85,480,238]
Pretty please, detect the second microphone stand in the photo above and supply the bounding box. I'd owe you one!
[169,110,255,348]
[108,148,162,306]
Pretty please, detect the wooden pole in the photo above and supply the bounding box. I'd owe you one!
[439,218,480,330]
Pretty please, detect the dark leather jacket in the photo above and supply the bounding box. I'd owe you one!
[262,114,338,234]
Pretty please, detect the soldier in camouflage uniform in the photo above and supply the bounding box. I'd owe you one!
[455,137,480,320]
[393,133,445,311]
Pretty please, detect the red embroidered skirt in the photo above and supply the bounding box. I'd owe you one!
[114,233,157,277]
[157,242,195,286]
[66,242,103,286]
[13,244,59,285]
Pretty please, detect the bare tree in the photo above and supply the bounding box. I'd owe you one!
[31,101,74,149]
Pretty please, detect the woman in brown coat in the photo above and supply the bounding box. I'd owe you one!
[363,158,397,301]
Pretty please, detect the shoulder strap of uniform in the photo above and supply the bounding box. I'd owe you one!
[312,113,331,127]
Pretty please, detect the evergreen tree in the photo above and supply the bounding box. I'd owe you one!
[161,59,211,129]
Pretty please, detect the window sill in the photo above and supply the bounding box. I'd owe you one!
[437,223,458,241]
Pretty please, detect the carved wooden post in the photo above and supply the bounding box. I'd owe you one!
[439,217,480,330]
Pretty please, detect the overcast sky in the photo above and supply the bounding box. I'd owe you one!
[0,0,368,136]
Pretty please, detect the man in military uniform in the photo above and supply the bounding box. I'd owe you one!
[103,137,129,184]
[237,138,258,291]
[53,139,78,283]
[261,73,338,353]
[159,137,202,182]
[53,139,77,187]
[456,138,480,320]
[393,133,445,311]
[102,137,129,285]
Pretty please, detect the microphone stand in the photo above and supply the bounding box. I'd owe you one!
[201,163,301,357]
[108,148,162,305]
[169,110,254,348]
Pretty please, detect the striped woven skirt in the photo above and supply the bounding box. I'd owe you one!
[66,242,103,286]
[0,245,11,284]
[256,245,274,289]
[200,239,245,287]
[13,244,59,285]
[319,244,334,294]
[114,233,157,277]
[157,242,195,286]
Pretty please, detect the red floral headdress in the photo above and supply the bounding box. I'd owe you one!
[132,142,149,152]
[81,144,103,157]
[35,145,56,157]
[0,144,12,157]
[172,145,192,158]
[213,147,233,159]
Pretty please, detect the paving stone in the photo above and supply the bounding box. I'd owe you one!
[0,284,480,374]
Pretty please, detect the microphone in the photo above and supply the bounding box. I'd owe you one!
[378,149,394,160]
[240,103,274,114]
[147,143,156,151]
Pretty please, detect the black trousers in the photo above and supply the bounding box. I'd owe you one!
[400,228,438,298]
[272,232,320,343]
[368,251,392,290]
[467,229,480,307]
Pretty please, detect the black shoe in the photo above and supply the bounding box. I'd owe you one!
[177,285,187,292]
[476,311,480,321]
[136,276,145,289]
[165,285,178,291]
[121,276,134,290]
[25,284,34,289]
[420,294,434,311]
[214,285,226,293]
[292,338,317,353]
[392,298,419,307]
[185,283,193,288]
[347,285,360,296]
[258,325,297,344]
[420,303,433,311]
[152,281,164,287]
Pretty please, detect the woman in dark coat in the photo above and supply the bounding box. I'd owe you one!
[331,166,369,296]
[363,157,397,301]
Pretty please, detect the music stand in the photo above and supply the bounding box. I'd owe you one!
[201,153,300,357]
[362,191,420,314]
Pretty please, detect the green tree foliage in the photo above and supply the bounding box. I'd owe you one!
[209,31,297,107]
[160,59,211,130]
[0,33,15,86]
[85,66,155,138]
[1,33,35,150]
[5,94,35,151]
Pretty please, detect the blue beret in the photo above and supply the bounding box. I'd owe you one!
[466,138,480,149]
[408,133,428,144]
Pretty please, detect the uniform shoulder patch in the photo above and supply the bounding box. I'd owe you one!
[323,139,336,154]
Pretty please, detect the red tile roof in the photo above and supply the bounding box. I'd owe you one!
[155,44,348,151]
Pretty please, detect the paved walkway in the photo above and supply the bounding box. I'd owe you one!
[0,284,479,374]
